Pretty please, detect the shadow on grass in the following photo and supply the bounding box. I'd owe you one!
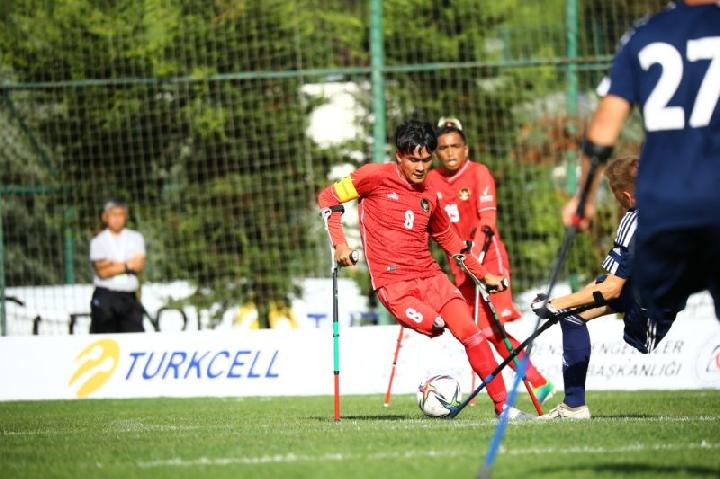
[532,462,719,477]
[309,415,413,422]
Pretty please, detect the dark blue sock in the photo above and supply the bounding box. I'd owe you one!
[560,315,590,408]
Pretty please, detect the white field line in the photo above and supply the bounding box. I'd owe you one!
[2,415,719,436]
[0,424,202,435]
[136,441,720,468]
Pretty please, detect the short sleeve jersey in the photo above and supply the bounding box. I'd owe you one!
[602,209,638,280]
[89,229,145,292]
[351,163,446,290]
[426,161,496,241]
[598,1,720,235]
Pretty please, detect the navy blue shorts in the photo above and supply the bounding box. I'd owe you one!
[595,275,673,354]
[634,226,720,322]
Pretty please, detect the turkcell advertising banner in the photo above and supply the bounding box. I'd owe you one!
[0,313,718,401]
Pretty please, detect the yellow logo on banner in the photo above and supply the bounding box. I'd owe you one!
[68,339,119,398]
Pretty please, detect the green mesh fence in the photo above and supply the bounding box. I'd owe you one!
[0,0,669,335]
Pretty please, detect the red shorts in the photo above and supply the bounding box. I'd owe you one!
[377,274,465,337]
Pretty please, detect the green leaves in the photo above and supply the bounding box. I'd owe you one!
[0,0,665,325]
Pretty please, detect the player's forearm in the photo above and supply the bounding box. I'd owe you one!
[586,96,629,145]
[94,260,125,279]
[94,257,144,278]
[551,275,624,310]
[579,305,614,321]
[318,184,348,247]
[579,96,631,202]
[550,287,596,311]
[433,227,487,278]
[127,255,145,274]
[474,209,496,241]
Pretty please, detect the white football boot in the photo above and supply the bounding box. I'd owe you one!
[498,406,536,421]
[541,402,591,420]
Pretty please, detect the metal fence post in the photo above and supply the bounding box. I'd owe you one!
[63,207,76,284]
[369,0,392,325]
[0,193,6,336]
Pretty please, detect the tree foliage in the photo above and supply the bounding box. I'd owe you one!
[1,0,665,323]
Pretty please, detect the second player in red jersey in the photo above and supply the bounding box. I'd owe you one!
[426,118,554,402]
[318,120,533,418]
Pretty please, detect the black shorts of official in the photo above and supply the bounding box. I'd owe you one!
[90,287,145,334]
[634,226,720,322]
[595,274,675,355]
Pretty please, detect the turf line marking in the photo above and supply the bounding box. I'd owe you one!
[500,440,720,456]
[136,442,719,468]
[3,415,719,437]
[0,424,201,436]
[3,415,719,436]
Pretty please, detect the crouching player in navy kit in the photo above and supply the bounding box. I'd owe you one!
[562,1,720,326]
[535,157,676,419]
[318,120,533,419]
[426,118,554,404]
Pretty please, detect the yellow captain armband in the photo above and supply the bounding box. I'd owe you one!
[333,176,359,202]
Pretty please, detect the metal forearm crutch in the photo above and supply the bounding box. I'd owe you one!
[455,254,544,415]
[321,205,358,421]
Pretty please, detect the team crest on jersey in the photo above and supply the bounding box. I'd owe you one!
[420,198,430,212]
[458,188,470,201]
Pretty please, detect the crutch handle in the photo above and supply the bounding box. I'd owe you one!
[350,250,360,265]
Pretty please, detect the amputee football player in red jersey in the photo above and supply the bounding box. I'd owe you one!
[426,118,554,403]
[318,120,532,418]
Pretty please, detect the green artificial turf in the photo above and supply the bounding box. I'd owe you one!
[1,391,718,479]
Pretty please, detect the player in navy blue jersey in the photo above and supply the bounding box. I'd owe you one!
[563,1,720,327]
[538,157,671,419]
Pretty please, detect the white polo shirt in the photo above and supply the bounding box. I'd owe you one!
[89,228,145,292]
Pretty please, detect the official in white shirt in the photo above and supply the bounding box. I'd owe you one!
[89,199,146,333]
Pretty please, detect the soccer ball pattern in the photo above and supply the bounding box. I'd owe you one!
[416,374,461,417]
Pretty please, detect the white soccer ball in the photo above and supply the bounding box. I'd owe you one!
[416,374,461,417]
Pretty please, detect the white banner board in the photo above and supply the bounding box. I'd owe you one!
[0,312,718,401]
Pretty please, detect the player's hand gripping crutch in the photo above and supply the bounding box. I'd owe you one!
[321,205,359,422]
[455,253,544,416]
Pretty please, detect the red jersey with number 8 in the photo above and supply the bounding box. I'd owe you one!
[318,162,479,290]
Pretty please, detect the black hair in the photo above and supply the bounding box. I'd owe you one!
[436,124,467,144]
[395,120,437,155]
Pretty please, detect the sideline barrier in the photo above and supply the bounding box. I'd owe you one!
[5,279,368,335]
[0,311,718,401]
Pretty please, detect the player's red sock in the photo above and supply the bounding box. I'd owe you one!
[488,333,547,388]
[463,333,507,414]
[441,298,507,414]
